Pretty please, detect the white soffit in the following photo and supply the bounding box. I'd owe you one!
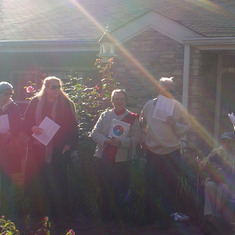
[184,38,235,50]
[112,11,203,45]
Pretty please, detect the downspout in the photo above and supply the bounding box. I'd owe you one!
[182,45,190,109]
[214,55,222,145]
[181,45,190,144]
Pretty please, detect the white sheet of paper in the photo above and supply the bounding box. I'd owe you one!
[32,116,60,146]
[152,95,176,122]
[228,113,235,126]
[0,114,10,134]
[108,119,131,138]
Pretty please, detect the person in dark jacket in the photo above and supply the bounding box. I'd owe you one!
[23,76,79,220]
[0,81,25,216]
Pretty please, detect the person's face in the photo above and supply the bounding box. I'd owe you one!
[221,139,235,152]
[112,92,126,111]
[45,80,61,101]
[0,89,13,105]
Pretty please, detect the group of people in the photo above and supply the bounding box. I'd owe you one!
[91,77,191,228]
[0,75,235,232]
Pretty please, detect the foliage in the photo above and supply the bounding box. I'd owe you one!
[64,57,118,140]
[64,58,119,218]
[126,156,146,224]
[0,216,20,234]
[70,155,101,217]
[0,216,76,235]
[177,143,205,218]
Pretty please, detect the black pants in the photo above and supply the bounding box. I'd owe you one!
[25,150,70,220]
[97,159,130,220]
[145,149,182,223]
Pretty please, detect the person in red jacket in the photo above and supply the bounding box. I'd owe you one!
[23,76,79,221]
[0,81,25,216]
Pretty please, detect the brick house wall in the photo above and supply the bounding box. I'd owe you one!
[114,28,184,112]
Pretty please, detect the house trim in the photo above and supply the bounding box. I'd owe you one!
[184,37,235,50]
[112,11,202,44]
[182,45,190,109]
[0,40,99,53]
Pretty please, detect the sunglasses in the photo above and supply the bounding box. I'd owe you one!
[47,85,61,90]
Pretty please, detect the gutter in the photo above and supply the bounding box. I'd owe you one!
[0,40,99,52]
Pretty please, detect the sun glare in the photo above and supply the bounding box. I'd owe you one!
[69,0,223,150]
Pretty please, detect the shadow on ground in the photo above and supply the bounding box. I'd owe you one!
[50,215,204,235]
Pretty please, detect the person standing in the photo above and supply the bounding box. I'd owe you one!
[91,89,140,221]
[140,77,190,228]
[0,82,25,216]
[23,76,79,221]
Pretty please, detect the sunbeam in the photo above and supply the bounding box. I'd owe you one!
[70,0,220,151]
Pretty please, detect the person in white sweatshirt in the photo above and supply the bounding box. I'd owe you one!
[140,77,190,229]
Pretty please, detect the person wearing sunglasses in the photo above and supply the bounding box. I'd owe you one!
[0,81,23,156]
[0,81,25,214]
[23,76,79,221]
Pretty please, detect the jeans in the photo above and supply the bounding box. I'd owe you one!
[145,149,182,223]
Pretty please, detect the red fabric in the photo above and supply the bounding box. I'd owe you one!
[114,108,126,116]
[101,112,138,165]
[0,134,27,187]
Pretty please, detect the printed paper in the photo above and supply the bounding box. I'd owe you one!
[152,95,176,121]
[108,119,131,138]
[228,113,235,126]
[32,116,60,146]
[0,114,10,134]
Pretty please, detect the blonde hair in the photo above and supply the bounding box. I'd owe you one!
[35,76,75,110]
[36,76,62,98]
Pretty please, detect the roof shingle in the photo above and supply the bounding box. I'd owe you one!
[0,0,234,41]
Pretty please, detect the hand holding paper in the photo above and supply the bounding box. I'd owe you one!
[0,114,10,134]
[166,116,176,127]
[32,116,60,146]
[32,126,43,135]
[228,113,235,127]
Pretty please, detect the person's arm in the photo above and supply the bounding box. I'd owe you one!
[90,112,108,146]
[59,100,79,153]
[140,105,149,150]
[171,103,191,137]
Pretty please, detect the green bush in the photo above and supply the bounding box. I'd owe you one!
[0,216,20,234]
